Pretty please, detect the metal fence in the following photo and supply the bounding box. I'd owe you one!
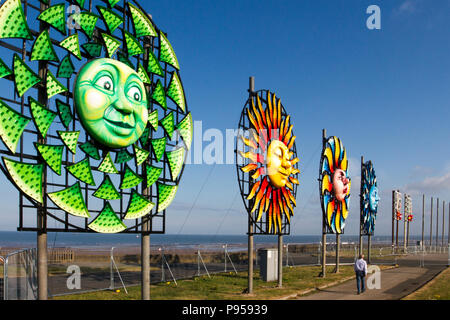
[2,242,449,299]
[3,248,38,300]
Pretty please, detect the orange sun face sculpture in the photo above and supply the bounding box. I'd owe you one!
[238,91,299,234]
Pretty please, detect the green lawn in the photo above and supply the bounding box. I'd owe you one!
[403,267,450,300]
[52,265,357,300]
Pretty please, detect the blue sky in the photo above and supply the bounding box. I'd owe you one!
[1,0,450,238]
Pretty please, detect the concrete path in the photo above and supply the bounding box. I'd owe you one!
[295,253,448,300]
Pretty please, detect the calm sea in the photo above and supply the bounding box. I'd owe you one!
[0,231,414,250]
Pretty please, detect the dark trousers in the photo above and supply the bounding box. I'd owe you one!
[356,271,365,293]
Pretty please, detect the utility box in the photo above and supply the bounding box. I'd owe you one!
[258,248,278,282]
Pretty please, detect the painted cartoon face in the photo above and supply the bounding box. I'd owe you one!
[74,58,148,148]
[369,185,380,212]
[332,169,349,202]
[266,140,292,188]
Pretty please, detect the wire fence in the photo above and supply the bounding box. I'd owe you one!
[1,243,449,299]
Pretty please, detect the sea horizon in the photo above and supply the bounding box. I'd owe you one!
[0,230,430,250]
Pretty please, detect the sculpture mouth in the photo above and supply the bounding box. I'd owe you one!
[103,105,137,136]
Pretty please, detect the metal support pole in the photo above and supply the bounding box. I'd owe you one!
[422,194,425,250]
[37,1,49,299]
[277,235,283,287]
[367,235,371,264]
[141,219,150,300]
[320,129,327,278]
[436,198,439,248]
[403,194,407,252]
[359,156,364,257]
[442,201,445,248]
[448,202,450,246]
[430,197,433,249]
[246,76,255,294]
[335,234,340,273]
[110,247,114,290]
[392,190,395,248]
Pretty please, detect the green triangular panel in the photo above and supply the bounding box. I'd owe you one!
[55,99,72,129]
[176,112,193,150]
[133,144,149,166]
[35,143,64,175]
[139,127,150,146]
[82,42,102,58]
[31,30,59,62]
[115,149,133,164]
[66,158,95,186]
[117,51,134,69]
[157,183,178,213]
[166,147,185,181]
[47,70,68,99]
[48,182,89,218]
[3,158,43,203]
[0,58,12,79]
[97,6,123,34]
[148,110,158,131]
[80,140,100,160]
[137,63,150,84]
[0,99,30,153]
[101,33,121,57]
[159,32,180,70]
[71,12,98,39]
[106,0,121,8]
[59,34,81,60]
[128,3,157,38]
[145,165,162,188]
[124,189,154,220]
[166,72,186,112]
[57,55,75,79]
[29,97,57,139]
[88,202,126,233]
[13,54,41,97]
[147,50,164,77]
[0,0,33,40]
[75,0,86,9]
[119,164,143,189]
[151,80,167,110]
[37,3,66,36]
[98,152,118,174]
[160,112,174,139]
[93,175,121,200]
[58,130,80,154]
[151,137,166,162]
[124,30,143,56]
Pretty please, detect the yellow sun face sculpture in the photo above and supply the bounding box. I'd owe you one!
[239,91,299,234]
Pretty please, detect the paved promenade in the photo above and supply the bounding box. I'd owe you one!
[295,253,448,300]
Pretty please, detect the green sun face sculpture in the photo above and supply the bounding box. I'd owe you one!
[0,0,193,234]
[75,58,148,148]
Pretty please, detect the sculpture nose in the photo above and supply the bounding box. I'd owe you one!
[112,92,132,115]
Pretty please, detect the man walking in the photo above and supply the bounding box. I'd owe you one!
[354,254,368,294]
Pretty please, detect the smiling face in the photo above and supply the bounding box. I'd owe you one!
[266,140,293,188]
[74,58,148,149]
[369,185,380,211]
[332,169,349,202]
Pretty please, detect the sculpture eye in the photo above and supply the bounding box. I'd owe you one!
[127,86,142,102]
[95,75,114,92]
[275,147,283,158]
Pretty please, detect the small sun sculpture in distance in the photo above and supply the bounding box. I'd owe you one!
[361,161,379,235]
[320,136,351,234]
[239,91,299,234]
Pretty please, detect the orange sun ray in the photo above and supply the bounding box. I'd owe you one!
[256,95,266,126]
[287,136,296,150]
[251,177,269,213]
[247,180,261,200]
[240,135,258,150]
[241,163,258,173]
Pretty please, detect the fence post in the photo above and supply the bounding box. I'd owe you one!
[110,247,114,290]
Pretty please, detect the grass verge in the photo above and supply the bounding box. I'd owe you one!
[402,267,450,300]
[52,265,359,300]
